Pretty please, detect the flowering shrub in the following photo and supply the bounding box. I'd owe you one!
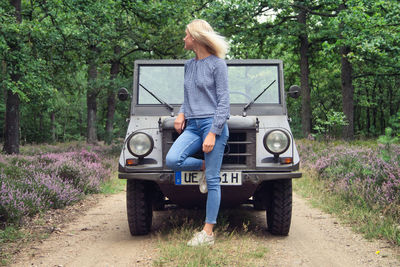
[0,144,115,224]
[297,140,400,218]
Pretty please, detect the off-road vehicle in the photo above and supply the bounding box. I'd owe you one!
[118,59,302,236]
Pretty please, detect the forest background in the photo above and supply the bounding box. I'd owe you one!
[1,0,400,153]
[1,2,400,260]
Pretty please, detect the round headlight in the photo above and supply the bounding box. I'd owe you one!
[263,130,290,155]
[127,132,154,158]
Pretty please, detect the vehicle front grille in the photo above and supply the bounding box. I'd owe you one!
[162,129,256,169]
[223,132,249,165]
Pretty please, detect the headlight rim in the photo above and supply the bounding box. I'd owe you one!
[127,132,154,158]
[263,129,291,155]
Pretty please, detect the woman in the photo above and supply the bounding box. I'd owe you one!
[165,19,230,246]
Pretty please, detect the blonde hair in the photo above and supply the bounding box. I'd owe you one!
[186,19,229,59]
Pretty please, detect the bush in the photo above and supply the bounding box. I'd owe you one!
[297,140,400,218]
[378,127,399,162]
[0,144,114,224]
[313,110,349,139]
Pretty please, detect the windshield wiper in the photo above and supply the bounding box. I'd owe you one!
[139,83,174,114]
[243,80,276,115]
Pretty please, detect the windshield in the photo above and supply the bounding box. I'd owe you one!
[137,64,280,105]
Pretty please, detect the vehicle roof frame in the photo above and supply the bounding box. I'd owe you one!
[131,59,287,117]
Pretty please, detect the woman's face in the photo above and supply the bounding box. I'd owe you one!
[183,30,195,50]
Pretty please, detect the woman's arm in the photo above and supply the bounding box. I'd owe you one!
[210,59,230,135]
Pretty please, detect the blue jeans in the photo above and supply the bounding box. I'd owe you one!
[166,118,229,224]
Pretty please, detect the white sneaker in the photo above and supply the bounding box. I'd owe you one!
[198,172,208,194]
[187,230,215,246]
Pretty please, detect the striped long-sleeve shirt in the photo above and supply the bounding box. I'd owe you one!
[179,55,230,135]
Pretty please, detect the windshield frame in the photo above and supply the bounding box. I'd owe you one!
[131,59,286,117]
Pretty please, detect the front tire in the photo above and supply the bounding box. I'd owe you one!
[253,183,268,210]
[266,179,292,235]
[253,195,265,210]
[126,180,153,235]
[152,189,165,211]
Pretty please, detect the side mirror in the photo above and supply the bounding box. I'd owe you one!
[287,85,300,99]
[117,87,130,101]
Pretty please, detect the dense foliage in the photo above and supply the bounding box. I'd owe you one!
[1,1,399,148]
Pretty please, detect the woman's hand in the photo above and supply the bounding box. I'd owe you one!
[203,132,216,153]
[174,113,185,134]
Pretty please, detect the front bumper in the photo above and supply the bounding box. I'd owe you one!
[118,170,302,184]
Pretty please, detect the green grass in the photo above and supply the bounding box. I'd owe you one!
[153,207,270,267]
[293,170,400,246]
[0,226,25,244]
[0,225,27,266]
[100,174,126,194]
[154,235,269,267]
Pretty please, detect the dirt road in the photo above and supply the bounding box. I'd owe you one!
[11,192,399,267]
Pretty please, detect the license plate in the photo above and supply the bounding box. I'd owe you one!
[175,171,242,185]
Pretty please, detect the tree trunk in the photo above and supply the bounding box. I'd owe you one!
[298,10,312,137]
[340,45,354,139]
[1,61,6,144]
[87,91,97,144]
[105,46,121,144]
[3,90,20,154]
[39,112,44,142]
[378,84,385,133]
[63,121,66,142]
[50,112,56,142]
[79,109,83,139]
[86,45,98,144]
[3,0,22,154]
[372,81,377,135]
[366,86,371,135]
[355,105,360,134]
[396,77,400,113]
[388,82,393,117]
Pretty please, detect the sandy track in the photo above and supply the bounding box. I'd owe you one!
[262,196,399,267]
[11,192,399,267]
[11,193,157,267]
